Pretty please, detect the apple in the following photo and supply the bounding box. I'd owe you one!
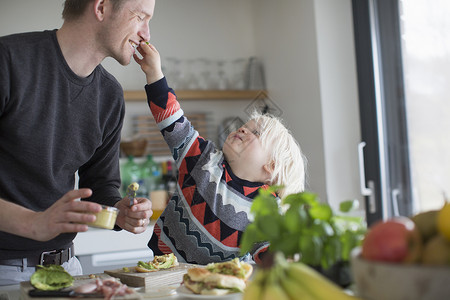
[361,216,423,263]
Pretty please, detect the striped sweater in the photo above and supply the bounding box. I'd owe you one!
[145,78,270,264]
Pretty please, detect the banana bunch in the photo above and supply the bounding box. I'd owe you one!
[243,253,361,300]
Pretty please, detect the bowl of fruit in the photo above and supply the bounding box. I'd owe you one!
[351,204,450,300]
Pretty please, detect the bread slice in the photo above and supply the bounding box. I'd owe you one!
[183,268,247,295]
[200,288,230,296]
[203,273,246,291]
[183,280,204,294]
[186,267,211,281]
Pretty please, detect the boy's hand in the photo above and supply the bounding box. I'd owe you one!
[133,42,164,84]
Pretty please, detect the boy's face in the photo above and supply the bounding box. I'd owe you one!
[99,0,155,66]
[223,120,271,177]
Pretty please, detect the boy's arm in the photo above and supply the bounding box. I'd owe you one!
[136,42,210,164]
[250,242,270,264]
[144,78,206,164]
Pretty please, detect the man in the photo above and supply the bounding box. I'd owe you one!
[0,0,155,285]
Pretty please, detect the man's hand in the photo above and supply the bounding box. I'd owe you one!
[30,189,103,241]
[114,197,153,234]
[0,189,103,241]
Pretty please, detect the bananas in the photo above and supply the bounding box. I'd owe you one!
[242,279,262,300]
[280,276,315,300]
[286,263,358,300]
[243,253,360,300]
[243,269,265,300]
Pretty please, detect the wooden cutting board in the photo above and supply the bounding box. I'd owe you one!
[21,274,140,300]
[104,263,197,290]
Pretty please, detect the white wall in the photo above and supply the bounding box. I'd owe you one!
[314,0,363,210]
[252,0,363,210]
[252,0,326,199]
[0,0,363,210]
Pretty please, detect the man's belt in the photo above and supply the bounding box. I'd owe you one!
[0,245,74,267]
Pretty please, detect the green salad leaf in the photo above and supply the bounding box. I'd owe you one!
[240,187,367,270]
[30,265,74,291]
[137,261,157,270]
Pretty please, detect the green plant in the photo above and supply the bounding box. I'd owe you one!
[240,187,367,270]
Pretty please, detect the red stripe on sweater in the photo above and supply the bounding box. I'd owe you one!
[153,224,172,254]
[182,185,196,206]
[253,245,269,264]
[150,92,180,124]
[190,202,207,224]
[243,186,260,196]
[221,230,239,247]
[225,169,233,183]
[203,219,221,241]
[185,139,201,157]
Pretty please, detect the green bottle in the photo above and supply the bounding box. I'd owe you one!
[120,156,140,197]
[140,155,162,194]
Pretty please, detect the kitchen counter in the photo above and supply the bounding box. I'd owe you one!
[0,225,159,300]
[0,224,243,300]
[0,284,243,300]
[74,222,155,256]
[0,284,21,300]
[74,223,155,274]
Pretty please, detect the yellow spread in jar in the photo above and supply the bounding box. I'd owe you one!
[88,206,118,229]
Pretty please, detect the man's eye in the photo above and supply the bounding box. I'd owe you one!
[252,130,260,136]
[129,10,144,21]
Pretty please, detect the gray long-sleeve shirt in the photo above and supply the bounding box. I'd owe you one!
[0,30,124,258]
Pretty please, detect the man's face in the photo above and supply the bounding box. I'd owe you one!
[99,0,155,65]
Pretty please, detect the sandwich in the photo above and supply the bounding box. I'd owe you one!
[182,258,253,295]
[135,253,179,272]
[205,258,253,280]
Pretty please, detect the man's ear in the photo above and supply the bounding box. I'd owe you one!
[93,0,107,21]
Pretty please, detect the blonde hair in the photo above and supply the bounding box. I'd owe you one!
[249,111,307,198]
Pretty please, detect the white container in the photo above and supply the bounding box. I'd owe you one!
[351,247,450,300]
[87,205,118,230]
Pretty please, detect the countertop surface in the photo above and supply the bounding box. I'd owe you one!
[0,269,243,300]
[0,283,243,300]
[73,224,155,256]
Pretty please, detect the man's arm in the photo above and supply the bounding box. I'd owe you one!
[0,189,101,241]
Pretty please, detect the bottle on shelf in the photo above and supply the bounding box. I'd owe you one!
[149,159,171,221]
[120,156,141,197]
[164,161,178,198]
[160,161,168,187]
[140,154,162,196]
[136,179,148,198]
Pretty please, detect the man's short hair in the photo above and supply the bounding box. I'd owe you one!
[62,0,125,21]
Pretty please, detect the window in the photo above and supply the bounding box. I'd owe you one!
[400,0,450,212]
[352,0,450,225]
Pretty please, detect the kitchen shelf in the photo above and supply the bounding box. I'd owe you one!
[124,90,267,101]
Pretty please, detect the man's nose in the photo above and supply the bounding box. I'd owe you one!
[139,24,150,42]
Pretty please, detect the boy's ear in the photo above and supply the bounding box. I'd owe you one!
[263,160,275,175]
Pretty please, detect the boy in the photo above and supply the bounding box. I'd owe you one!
[134,42,306,264]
